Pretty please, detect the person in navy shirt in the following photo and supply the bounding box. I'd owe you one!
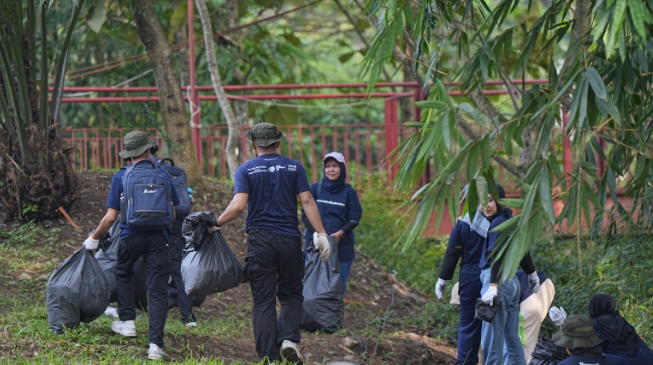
[217,123,330,365]
[554,314,613,365]
[434,192,489,365]
[83,131,180,360]
[302,152,362,295]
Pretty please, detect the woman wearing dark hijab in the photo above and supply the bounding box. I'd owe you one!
[478,184,541,365]
[302,152,363,294]
[589,294,653,365]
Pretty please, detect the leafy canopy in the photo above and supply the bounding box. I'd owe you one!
[361,0,653,280]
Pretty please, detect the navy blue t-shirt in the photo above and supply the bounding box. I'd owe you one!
[234,154,310,237]
[516,269,550,302]
[557,355,613,365]
[106,163,180,242]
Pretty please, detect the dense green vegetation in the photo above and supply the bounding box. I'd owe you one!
[355,181,653,346]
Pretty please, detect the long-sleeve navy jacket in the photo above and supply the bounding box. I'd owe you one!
[438,215,486,280]
[302,182,362,262]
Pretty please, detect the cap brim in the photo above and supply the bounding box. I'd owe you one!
[119,140,156,159]
[251,131,284,147]
[553,331,602,349]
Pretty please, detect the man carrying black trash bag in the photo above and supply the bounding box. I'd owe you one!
[83,130,180,361]
[217,122,330,365]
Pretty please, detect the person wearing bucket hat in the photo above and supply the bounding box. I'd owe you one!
[477,184,541,365]
[554,315,612,365]
[218,122,329,364]
[549,294,653,365]
[301,152,362,295]
[84,130,181,360]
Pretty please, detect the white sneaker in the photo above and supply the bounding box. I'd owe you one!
[111,320,136,337]
[185,322,197,328]
[148,343,167,360]
[280,340,304,365]
[104,306,119,318]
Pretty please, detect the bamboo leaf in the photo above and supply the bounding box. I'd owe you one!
[467,143,481,181]
[458,103,490,129]
[500,198,525,209]
[415,100,448,109]
[586,67,607,100]
[481,135,491,168]
[468,179,479,222]
[628,0,648,38]
[476,175,488,210]
[539,165,555,224]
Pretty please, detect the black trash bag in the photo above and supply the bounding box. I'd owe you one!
[182,211,218,249]
[528,337,570,365]
[300,236,344,334]
[95,217,148,311]
[46,248,111,334]
[181,212,243,295]
[167,276,207,309]
[475,297,502,323]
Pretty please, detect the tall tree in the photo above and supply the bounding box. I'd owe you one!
[361,0,653,278]
[195,0,240,180]
[132,0,201,184]
[0,0,81,220]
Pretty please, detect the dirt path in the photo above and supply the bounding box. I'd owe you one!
[0,171,456,364]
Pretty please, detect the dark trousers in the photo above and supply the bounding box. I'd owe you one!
[116,234,170,348]
[245,229,304,361]
[170,218,194,323]
[457,266,483,365]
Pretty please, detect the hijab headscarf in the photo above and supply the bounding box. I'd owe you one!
[589,294,640,356]
[321,153,348,194]
[484,183,513,222]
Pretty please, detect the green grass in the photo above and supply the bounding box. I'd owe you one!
[0,299,260,364]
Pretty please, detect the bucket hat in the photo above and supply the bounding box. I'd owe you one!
[553,315,603,350]
[119,131,157,159]
[246,122,285,147]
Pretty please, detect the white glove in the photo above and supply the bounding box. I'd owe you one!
[528,271,541,293]
[83,236,99,250]
[481,285,498,305]
[435,278,447,300]
[313,232,331,262]
[549,306,567,327]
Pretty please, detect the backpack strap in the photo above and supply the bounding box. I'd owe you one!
[316,182,322,200]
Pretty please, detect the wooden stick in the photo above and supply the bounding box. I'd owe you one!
[57,206,78,229]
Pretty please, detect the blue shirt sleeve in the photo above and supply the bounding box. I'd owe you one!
[295,164,310,194]
[106,171,123,210]
[447,221,463,248]
[347,187,362,223]
[234,165,250,195]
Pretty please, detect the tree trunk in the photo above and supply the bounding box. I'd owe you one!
[226,0,250,127]
[195,0,239,180]
[132,0,201,184]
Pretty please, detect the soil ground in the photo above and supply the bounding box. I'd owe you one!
[0,171,457,364]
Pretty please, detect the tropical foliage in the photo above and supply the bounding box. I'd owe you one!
[361,0,653,280]
[0,0,81,220]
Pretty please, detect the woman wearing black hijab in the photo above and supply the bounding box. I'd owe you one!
[589,294,653,365]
